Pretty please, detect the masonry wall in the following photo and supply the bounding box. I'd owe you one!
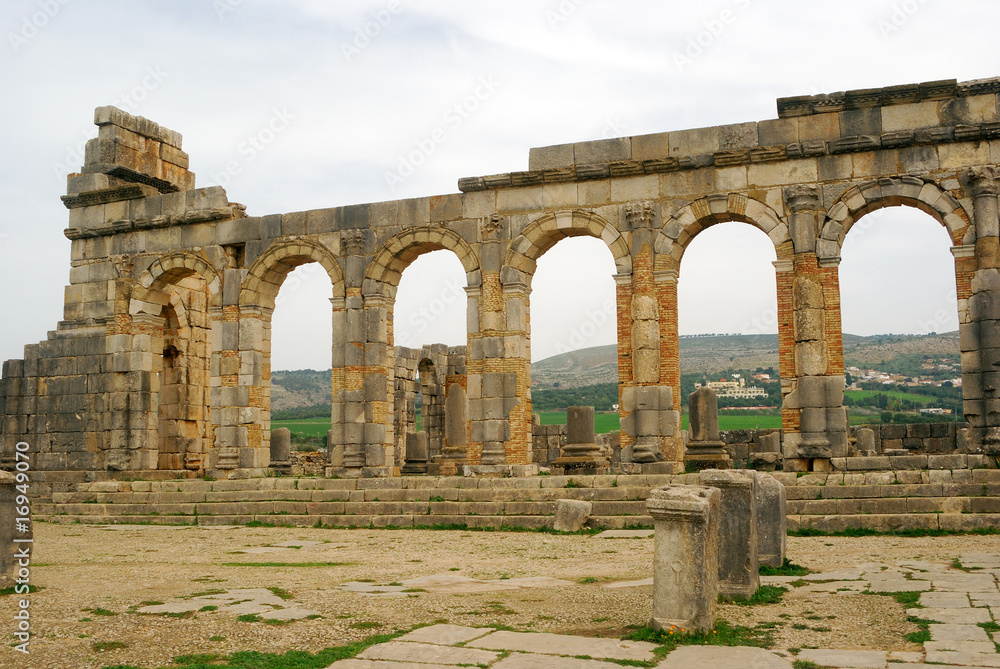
[2,77,1000,477]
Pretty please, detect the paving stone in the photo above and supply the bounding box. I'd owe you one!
[924,648,1000,667]
[325,659,459,669]
[220,602,274,615]
[908,607,991,624]
[867,575,930,592]
[799,569,864,581]
[595,530,654,539]
[887,650,924,662]
[397,624,494,645]
[238,547,289,554]
[357,641,499,666]
[258,607,320,620]
[657,645,792,668]
[971,592,1000,606]
[492,652,626,668]
[920,592,971,607]
[925,640,998,654]
[469,630,656,661]
[339,582,407,594]
[273,540,325,548]
[483,576,576,589]
[796,648,887,668]
[603,577,653,589]
[929,623,991,642]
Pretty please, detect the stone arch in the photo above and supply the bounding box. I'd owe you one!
[817,176,975,261]
[240,238,345,308]
[363,226,481,298]
[653,194,790,271]
[501,209,631,286]
[130,251,222,316]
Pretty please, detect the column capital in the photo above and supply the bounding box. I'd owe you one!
[967,167,1000,197]
[330,297,346,310]
[624,200,657,229]
[817,257,841,269]
[782,184,822,213]
[951,244,977,258]
[653,269,678,284]
[364,294,392,309]
[772,259,794,273]
[613,272,634,286]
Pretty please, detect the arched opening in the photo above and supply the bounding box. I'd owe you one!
[677,222,780,432]
[529,236,619,434]
[839,206,963,428]
[268,262,336,452]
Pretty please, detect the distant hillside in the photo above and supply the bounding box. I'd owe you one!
[270,332,962,403]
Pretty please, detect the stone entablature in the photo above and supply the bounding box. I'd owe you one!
[2,76,1000,478]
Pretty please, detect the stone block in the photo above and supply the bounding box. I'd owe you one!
[647,484,720,633]
[754,473,786,569]
[270,427,290,464]
[698,469,758,600]
[552,499,592,532]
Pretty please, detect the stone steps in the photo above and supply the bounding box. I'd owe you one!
[34,469,1000,531]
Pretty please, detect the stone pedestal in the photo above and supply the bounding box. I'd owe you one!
[685,387,731,468]
[554,406,610,474]
[401,432,429,475]
[269,427,292,474]
[698,469,759,600]
[754,472,786,569]
[646,484,720,634]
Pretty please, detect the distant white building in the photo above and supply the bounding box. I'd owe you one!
[697,375,768,399]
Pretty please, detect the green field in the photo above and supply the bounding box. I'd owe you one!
[536,411,621,433]
[844,389,940,405]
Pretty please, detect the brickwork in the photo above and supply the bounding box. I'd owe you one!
[3,77,1000,477]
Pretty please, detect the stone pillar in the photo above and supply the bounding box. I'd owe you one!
[646,484,720,634]
[685,387,731,467]
[442,383,468,463]
[780,184,847,471]
[653,270,681,407]
[856,427,876,454]
[269,426,291,473]
[401,431,428,475]
[754,472,786,569]
[337,230,369,475]
[554,406,608,474]
[361,294,392,476]
[620,385,681,472]
[966,167,1000,449]
[329,295,348,474]
[698,469,759,600]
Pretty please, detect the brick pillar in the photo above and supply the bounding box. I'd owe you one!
[967,167,1000,449]
[775,259,797,436]
[655,270,680,405]
[953,245,981,436]
[782,185,847,471]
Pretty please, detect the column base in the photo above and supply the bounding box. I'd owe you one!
[551,456,612,477]
[684,441,732,471]
[463,464,539,478]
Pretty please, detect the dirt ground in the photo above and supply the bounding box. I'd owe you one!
[1,522,992,669]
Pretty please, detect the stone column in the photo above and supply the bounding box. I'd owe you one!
[442,383,468,463]
[361,294,392,476]
[554,406,608,474]
[329,295,348,472]
[685,387,731,467]
[966,167,1000,450]
[646,484,720,634]
[269,426,291,473]
[401,431,428,475]
[654,270,681,404]
[781,185,847,472]
[754,472,786,569]
[698,469,759,600]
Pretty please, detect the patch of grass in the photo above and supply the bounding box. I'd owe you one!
[580,576,599,584]
[980,621,1000,633]
[184,589,227,599]
[867,591,921,607]
[236,614,260,623]
[905,629,931,644]
[0,585,39,596]
[350,621,383,630]
[792,661,821,669]
[564,479,583,489]
[92,641,127,652]
[759,559,812,577]
[728,585,787,606]
[199,606,218,612]
[85,608,117,616]
[267,586,294,600]
[97,631,406,669]
[429,496,445,502]
[789,527,1000,538]
[624,619,774,657]
[220,562,354,567]
[209,635,226,642]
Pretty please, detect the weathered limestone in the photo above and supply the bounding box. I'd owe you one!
[754,472,786,569]
[552,499,592,532]
[401,432,429,475]
[856,427,876,454]
[554,406,609,474]
[699,469,759,600]
[646,484,720,633]
[269,427,291,474]
[2,76,1000,478]
[685,387,731,468]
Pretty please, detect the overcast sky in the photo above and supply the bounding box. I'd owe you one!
[0,1,993,370]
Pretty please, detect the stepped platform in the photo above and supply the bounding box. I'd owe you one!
[33,465,1000,532]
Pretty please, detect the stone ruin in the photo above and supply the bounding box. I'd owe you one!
[3,76,1000,479]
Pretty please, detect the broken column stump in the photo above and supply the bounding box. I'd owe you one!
[553,406,610,475]
[401,432,429,475]
[685,387,732,469]
[269,427,292,474]
[646,484,720,633]
[698,469,759,600]
[754,472,786,569]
